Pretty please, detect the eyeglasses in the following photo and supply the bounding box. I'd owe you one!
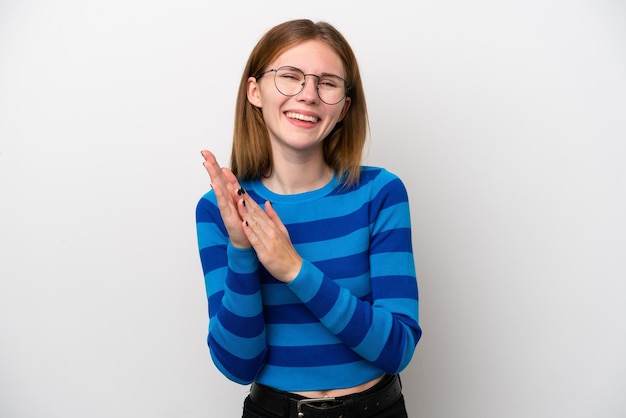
[256,66,350,105]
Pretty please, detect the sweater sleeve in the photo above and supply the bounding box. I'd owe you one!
[287,173,421,374]
[196,192,267,384]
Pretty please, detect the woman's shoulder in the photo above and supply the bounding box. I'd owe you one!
[359,166,405,186]
[354,166,409,202]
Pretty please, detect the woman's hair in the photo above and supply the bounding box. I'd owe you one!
[230,19,368,187]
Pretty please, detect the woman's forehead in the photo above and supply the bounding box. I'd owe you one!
[270,40,345,75]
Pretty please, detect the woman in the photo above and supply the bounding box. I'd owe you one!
[196,18,421,417]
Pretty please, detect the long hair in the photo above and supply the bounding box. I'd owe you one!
[229,19,369,187]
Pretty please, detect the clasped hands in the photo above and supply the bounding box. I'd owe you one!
[201,150,302,283]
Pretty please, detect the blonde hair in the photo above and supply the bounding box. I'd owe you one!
[229,19,369,187]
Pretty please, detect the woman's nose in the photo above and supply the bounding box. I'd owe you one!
[296,75,320,103]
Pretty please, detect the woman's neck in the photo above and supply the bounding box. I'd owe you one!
[262,162,334,195]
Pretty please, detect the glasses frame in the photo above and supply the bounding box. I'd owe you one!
[256,66,350,105]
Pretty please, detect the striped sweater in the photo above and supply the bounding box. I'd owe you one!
[195,166,421,391]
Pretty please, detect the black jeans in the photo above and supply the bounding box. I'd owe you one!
[241,375,408,418]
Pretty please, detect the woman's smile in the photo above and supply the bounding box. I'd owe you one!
[285,111,319,123]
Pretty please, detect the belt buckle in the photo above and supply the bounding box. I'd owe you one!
[296,397,338,417]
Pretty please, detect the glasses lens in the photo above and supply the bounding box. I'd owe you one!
[317,75,346,105]
[274,67,306,96]
[274,67,347,105]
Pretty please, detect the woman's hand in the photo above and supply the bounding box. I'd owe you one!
[201,150,250,249]
[201,150,302,282]
[239,196,303,283]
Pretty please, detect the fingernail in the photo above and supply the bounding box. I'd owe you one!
[245,220,249,227]
[242,199,246,207]
[237,187,246,196]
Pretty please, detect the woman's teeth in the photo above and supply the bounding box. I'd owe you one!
[286,112,318,123]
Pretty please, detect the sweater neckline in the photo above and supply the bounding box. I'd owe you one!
[247,174,340,205]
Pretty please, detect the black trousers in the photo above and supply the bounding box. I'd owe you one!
[241,374,408,418]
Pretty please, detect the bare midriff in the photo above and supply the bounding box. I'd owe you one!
[290,374,385,398]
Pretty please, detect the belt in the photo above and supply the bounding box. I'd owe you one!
[249,374,402,418]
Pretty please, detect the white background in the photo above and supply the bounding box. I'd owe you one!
[1,1,625,417]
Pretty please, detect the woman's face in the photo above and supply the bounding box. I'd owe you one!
[247,39,351,159]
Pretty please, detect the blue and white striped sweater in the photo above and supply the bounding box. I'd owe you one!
[196,166,421,391]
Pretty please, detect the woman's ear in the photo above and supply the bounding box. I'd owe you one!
[247,76,263,108]
[337,97,351,122]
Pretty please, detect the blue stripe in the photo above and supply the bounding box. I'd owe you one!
[294,227,369,262]
[199,245,226,274]
[266,323,341,346]
[374,320,414,373]
[209,335,265,384]
[196,194,227,235]
[207,291,224,318]
[313,251,370,278]
[267,343,360,367]
[197,223,227,249]
[262,273,372,303]
[225,271,260,294]
[209,324,266,359]
[223,290,262,317]
[376,202,411,230]
[305,275,341,318]
[371,228,413,253]
[370,178,408,213]
[370,252,415,276]
[336,301,372,347]
[287,203,368,244]
[320,291,356,335]
[264,304,319,324]
[216,309,265,338]
[372,275,418,299]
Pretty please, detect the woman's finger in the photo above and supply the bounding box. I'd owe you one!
[200,150,250,248]
[201,150,227,188]
[264,200,290,236]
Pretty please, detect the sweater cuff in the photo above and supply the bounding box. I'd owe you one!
[287,260,323,303]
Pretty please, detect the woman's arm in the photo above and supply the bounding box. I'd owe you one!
[286,172,421,374]
[196,193,268,384]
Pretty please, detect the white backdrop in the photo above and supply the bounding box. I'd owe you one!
[1,1,625,417]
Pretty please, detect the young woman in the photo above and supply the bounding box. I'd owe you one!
[196,19,421,418]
